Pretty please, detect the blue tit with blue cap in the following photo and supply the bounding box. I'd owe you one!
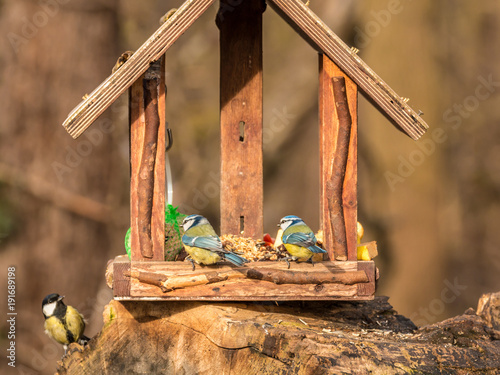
[278,215,327,268]
[42,293,90,355]
[182,214,249,270]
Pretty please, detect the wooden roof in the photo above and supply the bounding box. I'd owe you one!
[62,0,428,140]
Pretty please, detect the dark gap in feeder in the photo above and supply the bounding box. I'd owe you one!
[239,216,245,234]
[239,121,245,142]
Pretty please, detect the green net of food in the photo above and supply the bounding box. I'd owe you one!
[164,204,186,260]
[124,204,186,260]
[125,227,132,259]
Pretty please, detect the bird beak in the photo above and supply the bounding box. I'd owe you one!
[277,223,280,227]
[58,295,65,301]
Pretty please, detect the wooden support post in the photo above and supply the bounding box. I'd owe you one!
[217,0,265,239]
[129,57,166,261]
[319,54,358,261]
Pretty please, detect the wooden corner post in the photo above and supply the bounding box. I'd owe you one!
[319,54,358,261]
[129,57,166,261]
[217,0,265,239]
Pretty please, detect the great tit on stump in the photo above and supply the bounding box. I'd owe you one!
[42,293,89,354]
[278,215,327,268]
[182,214,249,270]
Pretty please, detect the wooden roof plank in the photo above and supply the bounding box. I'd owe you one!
[268,0,429,140]
[63,0,216,139]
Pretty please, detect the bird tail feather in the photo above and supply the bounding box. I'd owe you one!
[309,245,327,254]
[224,252,249,266]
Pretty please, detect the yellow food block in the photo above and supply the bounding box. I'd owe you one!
[356,221,364,244]
[315,229,324,245]
[357,241,378,261]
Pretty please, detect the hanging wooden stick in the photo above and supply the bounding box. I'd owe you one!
[130,58,166,261]
[327,76,352,261]
[125,267,369,293]
[136,70,161,258]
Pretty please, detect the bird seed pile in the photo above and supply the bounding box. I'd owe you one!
[220,234,288,262]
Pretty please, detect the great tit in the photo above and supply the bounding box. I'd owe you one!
[182,214,249,270]
[278,215,327,268]
[42,293,90,354]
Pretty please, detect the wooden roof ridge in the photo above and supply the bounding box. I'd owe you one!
[63,0,216,139]
[267,0,428,139]
[62,0,428,140]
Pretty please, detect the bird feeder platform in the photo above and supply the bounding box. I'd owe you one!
[107,256,376,301]
[63,0,428,301]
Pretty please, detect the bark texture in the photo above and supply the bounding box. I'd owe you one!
[57,292,500,374]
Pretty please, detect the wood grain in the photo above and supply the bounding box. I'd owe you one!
[218,0,265,239]
[128,277,363,300]
[129,59,165,261]
[110,257,376,300]
[339,69,359,261]
[126,267,369,293]
[63,0,216,138]
[357,261,376,296]
[153,58,167,259]
[112,259,131,298]
[328,76,351,261]
[137,72,160,257]
[268,0,428,140]
[319,55,357,261]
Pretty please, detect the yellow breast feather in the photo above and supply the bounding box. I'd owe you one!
[283,243,315,260]
[44,316,69,345]
[184,245,221,265]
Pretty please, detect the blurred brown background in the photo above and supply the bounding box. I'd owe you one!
[0,0,499,373]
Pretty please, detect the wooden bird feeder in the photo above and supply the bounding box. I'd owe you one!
[62,0,428,301]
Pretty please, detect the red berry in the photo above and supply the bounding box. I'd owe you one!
[263,233,274,245]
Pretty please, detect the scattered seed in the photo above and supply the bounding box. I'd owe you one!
[220,234,288,262]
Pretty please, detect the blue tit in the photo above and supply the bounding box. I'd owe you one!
[182,214,249,270]
[278,215,327,268]
[42,293,89,355]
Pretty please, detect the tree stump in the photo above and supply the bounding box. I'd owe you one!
[56,293,500,374]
